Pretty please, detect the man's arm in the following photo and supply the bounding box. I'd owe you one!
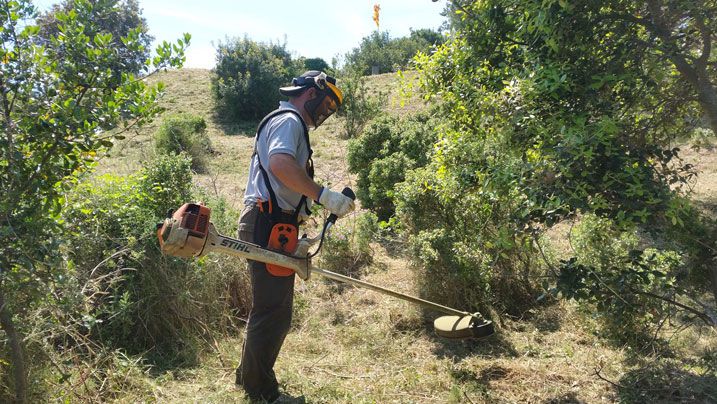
[269,153,322,202]
[269,153,355,218]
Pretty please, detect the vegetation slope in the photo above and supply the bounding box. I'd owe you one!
[96,68,717,403]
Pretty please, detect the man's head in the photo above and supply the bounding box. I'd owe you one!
[280,71,343,129]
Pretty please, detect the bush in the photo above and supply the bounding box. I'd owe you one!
[407,227,494,314]
[395,164,541,315]
[347,113,437,221]
[59,153,249,367]
[6,153,251,401]
[212,37,300,121]
[337,72,387,139]
[154,113,212,172]
[345,29,444,75]
[556,215,685,342]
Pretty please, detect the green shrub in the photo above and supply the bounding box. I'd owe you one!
[407,227,494,315]
[12,154,251,401]
[318,214,374,279]
[556,214,685,342]
[395,156,543,315]
[60,153,248,367]
[345,29,444,75]
[140,152,194,215]
[347,113,437,221]
[338,72,387,139]
[155,113,212,172]
[211,37,300,121]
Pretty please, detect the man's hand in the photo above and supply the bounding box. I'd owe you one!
[319,187,355,218]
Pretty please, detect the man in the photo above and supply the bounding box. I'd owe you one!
[236,71,354,402]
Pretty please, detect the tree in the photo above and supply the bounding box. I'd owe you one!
[440,0,717,139]
[36,0,154,83]
[409,27,444,48]
[0,0,188,401]
[401,0,716,327]
[212,37,300,121]
[303,57,330,72]
[345,29,444,75]
[346,31,395,74]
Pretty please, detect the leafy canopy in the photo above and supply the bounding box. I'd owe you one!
[398,0,717,321]
[0,0,189,312]
[36,0,154,82]
[345,29,445,75]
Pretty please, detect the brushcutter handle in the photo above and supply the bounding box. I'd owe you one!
[309,187,355,260]
[327,187,355,225]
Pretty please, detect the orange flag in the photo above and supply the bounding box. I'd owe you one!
[373,4,380,29]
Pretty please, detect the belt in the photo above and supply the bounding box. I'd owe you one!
[254,200,295,215]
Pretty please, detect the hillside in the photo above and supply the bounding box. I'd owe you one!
[102,69,716,403]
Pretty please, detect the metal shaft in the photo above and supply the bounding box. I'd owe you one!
[205,229,471,318]
[311,267,471,317]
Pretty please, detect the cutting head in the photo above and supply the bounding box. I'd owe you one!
[433,314,495,339]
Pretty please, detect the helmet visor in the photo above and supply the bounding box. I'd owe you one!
[311,72,343,106]
[312,94,338,128]
[325,81,343,105]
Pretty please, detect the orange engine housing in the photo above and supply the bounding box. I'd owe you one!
[175,203,211,239]
[157,203,212,257]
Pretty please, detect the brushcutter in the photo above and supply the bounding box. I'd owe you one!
[155,189,494,340]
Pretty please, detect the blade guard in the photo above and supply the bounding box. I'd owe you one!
[157,203,212,257]
[433,313,495,339]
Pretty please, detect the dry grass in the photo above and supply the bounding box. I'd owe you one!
[94,69,717,403]
[113,256,667,404]
[681,145,717,219]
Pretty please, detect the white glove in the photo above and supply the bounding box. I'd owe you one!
[319,187,355,218]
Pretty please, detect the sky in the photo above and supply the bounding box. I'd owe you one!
[33,0,449,69]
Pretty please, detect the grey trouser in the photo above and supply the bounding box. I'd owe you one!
[235,205,295,402]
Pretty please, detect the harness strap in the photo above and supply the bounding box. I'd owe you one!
[253,109,313,222]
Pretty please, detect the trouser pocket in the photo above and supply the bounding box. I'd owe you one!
[238,205,259,243]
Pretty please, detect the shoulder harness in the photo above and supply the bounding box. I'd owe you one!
[252,108,314,222]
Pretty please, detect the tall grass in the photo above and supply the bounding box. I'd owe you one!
[5,153,250,401]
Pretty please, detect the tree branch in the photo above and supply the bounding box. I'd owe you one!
[594,364,625,390]
[632,289,714,326]
[695,15,712,69]
[598,11,656,31]
[532,235,560,277]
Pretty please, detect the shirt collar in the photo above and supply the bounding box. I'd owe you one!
[279,101,308,127]
[279,101,299,113]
